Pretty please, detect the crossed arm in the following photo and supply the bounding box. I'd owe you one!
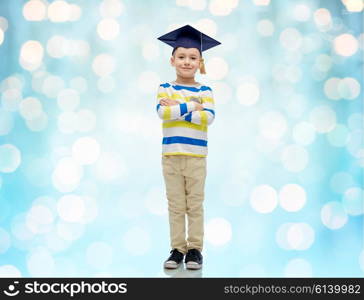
[159,98,204,110]
[156,97,214,126]
[156,98,202,121]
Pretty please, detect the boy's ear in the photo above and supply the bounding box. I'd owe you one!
[170,56,175,66]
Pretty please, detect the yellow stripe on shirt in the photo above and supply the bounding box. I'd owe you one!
[163,120,207,132]
[200,97,214,104]
[157,93,214,104]
[162,106,171,120]
[200,111,208,126]
[163,152,206,157]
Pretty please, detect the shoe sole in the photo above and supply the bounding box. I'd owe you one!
[186,262,202,270]
[164,262,180,269]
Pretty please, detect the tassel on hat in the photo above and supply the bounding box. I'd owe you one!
[199,58,206,74]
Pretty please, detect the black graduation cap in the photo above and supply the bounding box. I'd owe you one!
[157,24,221,54]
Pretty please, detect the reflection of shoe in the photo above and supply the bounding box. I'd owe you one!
[163,263,183,277]
[164,249,184,269]
[185,249,203,270]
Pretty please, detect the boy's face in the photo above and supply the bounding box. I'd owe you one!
[170,47,201,79]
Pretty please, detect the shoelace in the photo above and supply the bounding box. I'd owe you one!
[170,249,182,259]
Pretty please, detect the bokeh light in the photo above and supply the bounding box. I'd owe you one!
[72,137,101,165]
[92,151,126,182]
[250,185,278,213]
[343,187,364,216]
[57,89,80,111]
[206,57,229,80]
[0,16,9,32]
[0,28,4,45]
[98,76,115,93]
[26,118,47,134]
[70,76,88,93]
[42,75,65,98]
[342,0,364,12]
[0,144,21,173]
[92,54,116,77]
[314,8,332,31]
[0,265,22,277]
[195,18,217,37]
[257,19,274,36]
[276,222,314,250]
[26,204,54,234]
[27,247,55,276]
[209,0,239,16]
[321,201,348,229]
[97,18,120,40]
[259,111,287,140]
[47,36,69,58]
[330,172,356,194]
[205,218,232,246]
[76,109,97,132]
[19,40,44,71]
[338,77,361,100]
[48,1,72,23]
[23,0,47,21]
[293,4,311,22]
[237,82,260,106]
[1,88,22,111]
[284,258,312,277]
[253,0,270,6]
[19,97,43,120]
[280,28,303,51]
[100,0,124,18]
[57,194,85,222]
[309,105,336,132]
[0,0,362,278]
[278,184,306,212]
[334,34,359,56]
[52,157,83,192]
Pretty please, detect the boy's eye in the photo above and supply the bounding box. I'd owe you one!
[178,56,184,59]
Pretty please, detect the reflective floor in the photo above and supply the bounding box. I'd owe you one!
[0,0,363,279]
[163,264,202,278]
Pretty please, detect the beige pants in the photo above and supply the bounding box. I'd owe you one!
[162,155,207,254]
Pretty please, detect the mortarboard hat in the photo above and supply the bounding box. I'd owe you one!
[157,25,221,74]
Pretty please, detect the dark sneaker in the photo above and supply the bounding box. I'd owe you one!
[185,249,203,270]
[164,249,184,269]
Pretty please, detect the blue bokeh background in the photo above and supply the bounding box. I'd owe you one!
[0,0,363,277]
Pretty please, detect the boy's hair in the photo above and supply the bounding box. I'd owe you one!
[172,47,202,56]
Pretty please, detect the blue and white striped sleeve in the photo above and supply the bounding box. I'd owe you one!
[156,84,196,121]
[183,88,215,126]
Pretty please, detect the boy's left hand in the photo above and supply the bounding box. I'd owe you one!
[159,98,179,106]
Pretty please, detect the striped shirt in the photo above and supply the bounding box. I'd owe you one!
[156,81,215,157]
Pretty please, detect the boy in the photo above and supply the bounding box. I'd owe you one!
[156,25,221,270]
